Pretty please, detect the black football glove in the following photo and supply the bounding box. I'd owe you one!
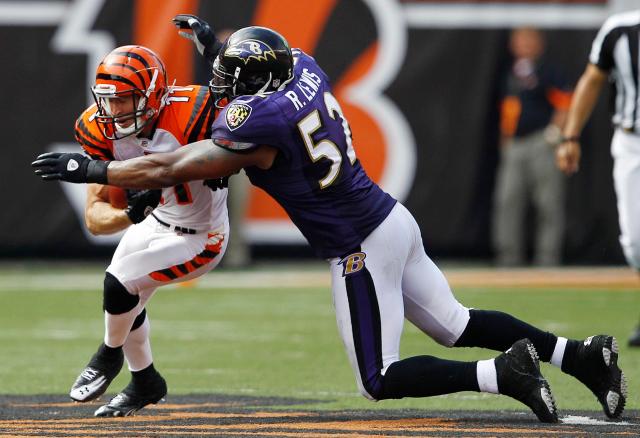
[124,189,162,224]
[203,176,229,192]
[172,14,222,63]
[31,152,109,184]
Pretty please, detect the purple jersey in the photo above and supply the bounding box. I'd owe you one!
[211,50,396,258]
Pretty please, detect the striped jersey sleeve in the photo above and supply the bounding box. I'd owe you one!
[590,11,640,72]
[588,11,640,131]
[74,105,114,161]
[161,85,216,145]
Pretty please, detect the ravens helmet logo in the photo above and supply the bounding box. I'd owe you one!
[224,39,277,65]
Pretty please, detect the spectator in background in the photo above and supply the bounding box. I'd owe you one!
[556,10,640,346]
[493,27,573,267]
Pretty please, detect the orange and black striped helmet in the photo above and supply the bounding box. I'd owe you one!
[91,45,169,140]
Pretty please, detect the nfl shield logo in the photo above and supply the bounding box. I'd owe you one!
[226,103,252,131]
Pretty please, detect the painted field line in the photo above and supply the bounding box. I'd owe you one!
[0,267,637,291]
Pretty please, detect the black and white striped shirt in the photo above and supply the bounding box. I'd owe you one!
[590,10,640,131]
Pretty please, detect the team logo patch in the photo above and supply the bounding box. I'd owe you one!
[225,40,276,64]
[67,159,79,171]
[339,252,367,277]
[226,103,252,131]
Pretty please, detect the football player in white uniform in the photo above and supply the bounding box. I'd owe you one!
[69,44,229,417]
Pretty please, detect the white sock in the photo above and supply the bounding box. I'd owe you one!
[123,315,153,372]
[550,337,568,368]
[476,359,499,394]
[104,304,141,348]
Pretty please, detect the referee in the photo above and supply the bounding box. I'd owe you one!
[556,10,640,346]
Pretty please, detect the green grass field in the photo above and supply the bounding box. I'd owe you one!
[1,263,637,415]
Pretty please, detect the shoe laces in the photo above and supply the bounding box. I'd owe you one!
[80,368,99,380]
[109,393,127,405]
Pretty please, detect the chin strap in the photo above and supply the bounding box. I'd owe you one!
[255,73,273,96]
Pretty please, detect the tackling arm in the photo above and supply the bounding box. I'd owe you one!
[106,140,276,188]
[32,140,277,188]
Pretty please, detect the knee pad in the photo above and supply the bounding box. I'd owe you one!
[103,272,140,315]
[130,308,147,331]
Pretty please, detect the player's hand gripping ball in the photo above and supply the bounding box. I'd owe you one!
[124,189,162,224]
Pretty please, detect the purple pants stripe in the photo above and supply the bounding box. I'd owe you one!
[345,266,384,398]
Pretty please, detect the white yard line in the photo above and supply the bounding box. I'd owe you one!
[561,415,632,426]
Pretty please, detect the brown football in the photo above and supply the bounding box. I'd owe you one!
[108,186,128,209]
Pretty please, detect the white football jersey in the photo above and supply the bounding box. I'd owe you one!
[75,85,227,232]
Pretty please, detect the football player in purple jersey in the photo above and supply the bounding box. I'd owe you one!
[33,18,626,422]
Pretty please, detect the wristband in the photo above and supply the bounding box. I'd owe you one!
[560,136,579,143]
[86,160,110,184]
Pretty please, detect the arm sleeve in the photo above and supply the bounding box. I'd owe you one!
[211,98,290,159]
[589,16,622,72]
[74,112,114,161]
[180,86,215,144]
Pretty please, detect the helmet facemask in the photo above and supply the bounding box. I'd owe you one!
[209,57,239,109]
[92,86,151,139]
[91,59,166,140]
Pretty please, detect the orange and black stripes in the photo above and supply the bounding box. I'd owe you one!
[183,86,213,143]
[174,183,194,205]
[97,46,166,92]
[74,110,114,160]
[149,234,224,282]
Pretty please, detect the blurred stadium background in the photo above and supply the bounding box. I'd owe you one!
[2,0,637,262]
[1,0,639,421]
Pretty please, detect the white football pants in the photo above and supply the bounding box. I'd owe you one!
[330,202,470,400]
[102,214,228,367]
[107,214,229,303]
[612,129,640,270]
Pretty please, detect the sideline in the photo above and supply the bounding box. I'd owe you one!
[0,264,637,291]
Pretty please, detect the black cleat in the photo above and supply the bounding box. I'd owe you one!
[567,335,627,418]
[69,344,124,402]
[94,372,167,417]
[495,338,558,423]
[628,327,640,347]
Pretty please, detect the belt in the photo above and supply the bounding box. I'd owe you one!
[151,213,198,234]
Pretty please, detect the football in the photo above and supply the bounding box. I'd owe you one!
[108,186,128,209]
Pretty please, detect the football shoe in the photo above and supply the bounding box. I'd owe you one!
[566,335,627,418]
[94,372,167,417]
[495,338,558,423]
[70,344,124,402]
